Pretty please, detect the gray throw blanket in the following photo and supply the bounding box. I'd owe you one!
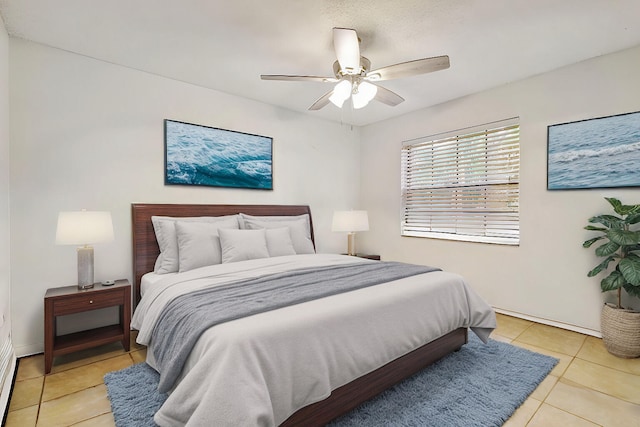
[151,261,440,392]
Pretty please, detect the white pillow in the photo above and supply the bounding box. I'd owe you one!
[175,220,239,272]
[219,228,270,263]
[240,214,315,254]
[239,213,311,232]
[265,227,296,257]
[152,215,239,273]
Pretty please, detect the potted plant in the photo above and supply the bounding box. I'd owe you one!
[583,197,640,358]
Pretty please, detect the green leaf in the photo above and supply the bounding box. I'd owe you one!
[603,197,640,216]
[601,270,626,292]
[588,256,616,277]
[623,204,640,215]
[625,212,640,224]
[589,215,625,229]
[607,229,640,246]
[619,256,640,285]
[623,282,640,298]
[595,240,620,257]
[606,197,623,215]
[584,225,608,231]
[583,236,604,248]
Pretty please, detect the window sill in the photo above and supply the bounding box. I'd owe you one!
[401,230,519,246]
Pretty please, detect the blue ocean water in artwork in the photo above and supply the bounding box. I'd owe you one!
[548,112,640,189]
[165,121,272,189]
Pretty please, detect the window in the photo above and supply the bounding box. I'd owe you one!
[401,118,520,245]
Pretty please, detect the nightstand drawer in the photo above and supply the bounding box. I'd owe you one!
[52,290,124,316]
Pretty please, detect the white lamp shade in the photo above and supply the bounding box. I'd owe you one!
[332,210,369,232]
[56,211,114,245]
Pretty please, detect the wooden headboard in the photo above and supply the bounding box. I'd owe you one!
[131,203,315,305]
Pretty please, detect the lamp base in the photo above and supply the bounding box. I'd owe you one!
[347,232,356,256]
[77,246,95,290]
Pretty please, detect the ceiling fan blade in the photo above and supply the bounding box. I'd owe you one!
[261,74,337,83]
[367,55,450,81]
[308,89,334,110]
[372,83,405,106]
[333,27,360,74]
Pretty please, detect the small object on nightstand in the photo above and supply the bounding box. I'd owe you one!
[101,280,115,286]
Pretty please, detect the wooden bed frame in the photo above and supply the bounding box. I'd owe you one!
[131,203,467,426]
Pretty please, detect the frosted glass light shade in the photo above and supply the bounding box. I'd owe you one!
[332,210,369,232]
[352,81,377,109]
[56,211,114,245]
[329,80,352,108]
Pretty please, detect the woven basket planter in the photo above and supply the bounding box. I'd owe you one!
[600,303,640,358]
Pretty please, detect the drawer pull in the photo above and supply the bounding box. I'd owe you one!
[89,300,93,304]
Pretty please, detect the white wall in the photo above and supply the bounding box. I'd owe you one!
[359,45,640,334]
[9,38,362,356]
[0,3,10,341]
[0,13,16,417]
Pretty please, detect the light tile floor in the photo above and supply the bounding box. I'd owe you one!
[4,315,640,426]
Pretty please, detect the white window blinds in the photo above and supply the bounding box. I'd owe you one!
[401,118,520,245]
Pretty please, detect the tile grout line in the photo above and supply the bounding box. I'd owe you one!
[542,350,639,424]
[573,341,640,377]
[39,351,134,408]
[508,320,535,343]
[34,372,45,426]
[514,320,560,427]
[539,400,605,427]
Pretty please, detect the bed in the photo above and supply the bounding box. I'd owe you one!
[130,203,496,426]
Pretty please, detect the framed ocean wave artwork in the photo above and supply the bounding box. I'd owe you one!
[547,111,640,190]
[164,119,273,190]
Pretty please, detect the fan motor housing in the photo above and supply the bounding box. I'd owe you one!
[334,57,371,78]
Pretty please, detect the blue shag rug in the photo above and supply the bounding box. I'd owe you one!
[104,334,557,427]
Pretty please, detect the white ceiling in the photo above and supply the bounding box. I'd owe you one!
[1,0,640,126]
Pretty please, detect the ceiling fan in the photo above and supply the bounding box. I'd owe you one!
[261,27,450,111]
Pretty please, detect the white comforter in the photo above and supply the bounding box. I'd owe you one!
[131,254,496,427]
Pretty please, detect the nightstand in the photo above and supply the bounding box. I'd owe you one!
[44,279,131,374]
[343,254,381,260]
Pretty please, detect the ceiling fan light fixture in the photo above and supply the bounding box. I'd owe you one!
[352,81,377,109]
[262,28,449,111]
[329,80,352,108]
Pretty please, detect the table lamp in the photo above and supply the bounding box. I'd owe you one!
[332,210,369,256]
[56,210,114,289]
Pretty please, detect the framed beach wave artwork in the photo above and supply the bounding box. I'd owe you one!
[164,119,273,190]
[547,111,640,190]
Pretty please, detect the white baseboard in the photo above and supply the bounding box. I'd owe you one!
[13,343,43,359]
[493,307,601,338]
